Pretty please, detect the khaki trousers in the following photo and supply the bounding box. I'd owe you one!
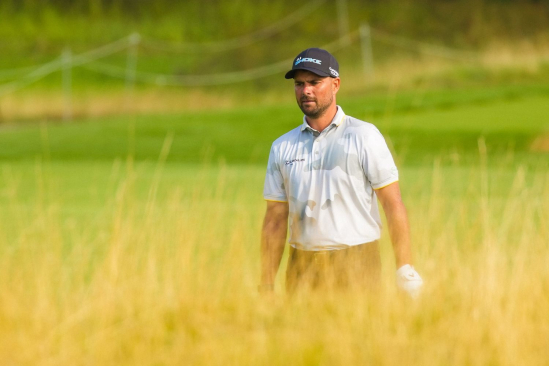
[285,242,381,294]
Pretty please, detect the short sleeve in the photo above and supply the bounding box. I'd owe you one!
[362,127,399,189]
[263,145,288,202]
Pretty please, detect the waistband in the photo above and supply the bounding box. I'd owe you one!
[290,241,379,257]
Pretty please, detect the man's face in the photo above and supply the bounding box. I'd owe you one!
[294,70,340,119]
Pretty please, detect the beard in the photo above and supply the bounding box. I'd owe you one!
[298,93,333,119]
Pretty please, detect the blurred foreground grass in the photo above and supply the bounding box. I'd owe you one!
[0,86,548,364]
[0,156,547,365]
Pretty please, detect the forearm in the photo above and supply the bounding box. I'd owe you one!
[260,210,288,286]
[376,183,422,296]
[385,202,412,268]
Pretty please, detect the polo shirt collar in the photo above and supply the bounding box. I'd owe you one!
[301,105,346,132]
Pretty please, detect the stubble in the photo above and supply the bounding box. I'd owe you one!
[298,93,334,119]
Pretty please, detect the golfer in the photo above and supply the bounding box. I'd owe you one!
[259,48,423,297]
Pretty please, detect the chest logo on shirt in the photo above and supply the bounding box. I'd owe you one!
[285,158,305,166]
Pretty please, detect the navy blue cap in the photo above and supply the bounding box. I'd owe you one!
[285,48,340,79]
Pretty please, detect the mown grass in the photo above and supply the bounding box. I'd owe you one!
[1,85,547,164]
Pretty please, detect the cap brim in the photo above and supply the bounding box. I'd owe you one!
[284,66,332,79]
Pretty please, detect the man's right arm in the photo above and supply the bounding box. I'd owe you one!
[259,200,289,291]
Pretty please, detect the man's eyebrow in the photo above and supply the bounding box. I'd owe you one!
[295,78,323,83]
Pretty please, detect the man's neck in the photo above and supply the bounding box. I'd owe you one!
[305,104,338,133]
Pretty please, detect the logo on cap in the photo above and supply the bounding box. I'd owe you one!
[295,57,322,66]
[329,67,339,77]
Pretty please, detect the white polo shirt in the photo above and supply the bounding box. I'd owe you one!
[263,106,399,251]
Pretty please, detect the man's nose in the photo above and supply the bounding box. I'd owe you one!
[303,84,313,95]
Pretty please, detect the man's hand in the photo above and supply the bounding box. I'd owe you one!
[396,264,423,299]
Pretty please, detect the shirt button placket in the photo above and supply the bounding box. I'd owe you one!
[313,137,321,169]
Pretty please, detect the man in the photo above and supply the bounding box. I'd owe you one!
[259,48,423,297]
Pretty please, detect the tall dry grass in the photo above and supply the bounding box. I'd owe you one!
[0,155,547,365]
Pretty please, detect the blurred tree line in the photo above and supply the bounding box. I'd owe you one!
[2,0,547,46]
[3,0,548,15]
[1,0,548,76]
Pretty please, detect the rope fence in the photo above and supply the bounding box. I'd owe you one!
[0,65,42,82]
[0,12,481,117]
[0,36,132,98]
[0,58,64,98]
[0,28,478,89]
[82,29,361,87]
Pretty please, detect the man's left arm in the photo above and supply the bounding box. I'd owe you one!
[375,182,411,268]
[376,182,423,297]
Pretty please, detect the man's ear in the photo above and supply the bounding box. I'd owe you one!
[332,77,341,94]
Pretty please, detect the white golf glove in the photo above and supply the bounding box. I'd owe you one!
[396,264,423,299]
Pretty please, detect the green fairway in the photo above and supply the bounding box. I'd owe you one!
[1,84,548,165]
[1,84,547,241]
[1,85,547,224]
